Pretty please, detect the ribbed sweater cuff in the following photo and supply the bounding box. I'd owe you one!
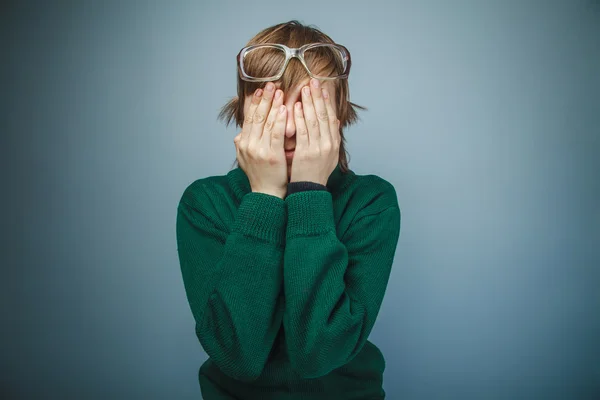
[232,192,286,245]
[285,190,335,237]
[286,181,328,197]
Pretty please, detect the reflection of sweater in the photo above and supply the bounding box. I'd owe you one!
[176,163,401,400]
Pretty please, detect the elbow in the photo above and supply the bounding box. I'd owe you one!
[288,347,337,379]
[197,331,267,383]
[289,357,334,379]
[221,363,263,383]
[209,350,266,383]
[287,329,364,379]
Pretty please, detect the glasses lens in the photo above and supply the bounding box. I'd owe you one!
[304,44,348,78]
[242,46,286,80]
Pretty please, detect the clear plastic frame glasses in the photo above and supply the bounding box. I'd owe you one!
[236,43,352,82]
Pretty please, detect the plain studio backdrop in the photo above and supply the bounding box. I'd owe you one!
[2,0,599,399]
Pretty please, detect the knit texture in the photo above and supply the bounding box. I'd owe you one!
[176,163,401,400]
[286,180,329,196]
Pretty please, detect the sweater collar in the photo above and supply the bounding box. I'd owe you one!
[228,162,350,200]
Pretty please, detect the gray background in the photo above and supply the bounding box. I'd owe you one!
[2,0,599,399]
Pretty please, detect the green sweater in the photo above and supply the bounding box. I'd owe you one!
[176,163,401,400]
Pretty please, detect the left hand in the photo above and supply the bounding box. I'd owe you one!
[289,78,340,186]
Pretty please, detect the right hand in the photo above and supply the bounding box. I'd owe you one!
[233,82,288,199]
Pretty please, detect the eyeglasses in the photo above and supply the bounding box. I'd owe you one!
[236,43,352,82]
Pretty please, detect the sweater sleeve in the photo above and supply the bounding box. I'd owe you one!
[286,181,328,197]
[282,188,401,379]
[176,185,286,382]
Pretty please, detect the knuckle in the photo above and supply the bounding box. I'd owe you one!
[256,147,267,160]
[253,113,265,123]
[271,130,282,140]
[260,97,271,107]
[264,120,274,132]
[250,147,263,160]
[298,127,308,136]
[317,111,329,121]
[247,142,258,154]
[244,115,253,124]
[306,118,318,128]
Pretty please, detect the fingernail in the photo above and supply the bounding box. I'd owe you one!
[312,79,320,88]
[266,83,274,92]
[322,89,329,99]
[303,86,310,96]
[256,89,263,97]
[275,90,281,100]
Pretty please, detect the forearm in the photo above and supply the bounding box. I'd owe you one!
[177,192,286,382]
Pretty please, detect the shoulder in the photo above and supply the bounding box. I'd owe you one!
[178,173,230,219]
[349,171,400,217]
[337,171,401,241]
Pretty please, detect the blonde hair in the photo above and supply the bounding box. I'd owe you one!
[218,20,366,173]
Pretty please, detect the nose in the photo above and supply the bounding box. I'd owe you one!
[284,94,300,138]
[285,107,295,138]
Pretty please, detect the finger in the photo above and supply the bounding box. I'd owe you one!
[261,89,284,148]
[294,101,309,149]
[301,85,320,145]
[322,88,339,143]
[270,104,287,151]
[250,82,276,141]
[309,79,331,144]
[241,88,263,140]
